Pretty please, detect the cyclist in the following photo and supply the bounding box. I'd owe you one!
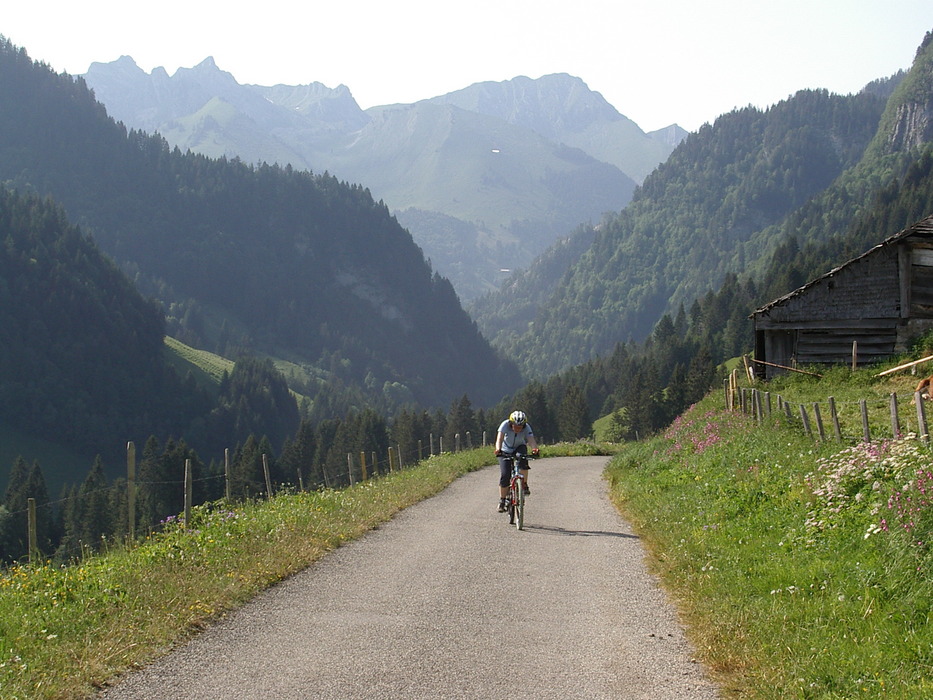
[494,410,539,512]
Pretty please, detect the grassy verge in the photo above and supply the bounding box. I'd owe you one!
[607,368,933,699]
[0,443,609,699]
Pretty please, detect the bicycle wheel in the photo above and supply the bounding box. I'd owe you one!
[515,478,524,530]
[507,485,516,525]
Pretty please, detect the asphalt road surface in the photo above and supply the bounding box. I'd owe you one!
[98,456,720,699]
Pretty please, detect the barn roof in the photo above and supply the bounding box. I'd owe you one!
[752,213,933,317]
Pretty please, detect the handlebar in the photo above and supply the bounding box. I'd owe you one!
[496,451,538,460]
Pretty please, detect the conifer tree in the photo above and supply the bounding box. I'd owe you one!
[279,419,317,488]
[23,460,52,557]
[0,457,52,561]
[0,457,31,561]
[444,395,479,450]
[558,385,591,441]
[512,381,555,444]
[76,456,112,552]
[230,435,263,499]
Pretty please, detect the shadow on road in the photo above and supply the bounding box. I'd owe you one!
[522,524,638,539]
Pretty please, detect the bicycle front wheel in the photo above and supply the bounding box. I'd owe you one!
[515,480,524,530]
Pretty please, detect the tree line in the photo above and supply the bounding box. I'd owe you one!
[0,380,600,564]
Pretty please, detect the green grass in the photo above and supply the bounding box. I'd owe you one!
[0,444,603,699]
[607,360,933,698]
[162,336,234,390]
[163,335,314,404]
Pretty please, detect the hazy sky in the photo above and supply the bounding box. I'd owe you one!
[4,1,932,132]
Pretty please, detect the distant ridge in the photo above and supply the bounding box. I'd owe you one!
[0,38,519,418]
[83,60,683,301]
[425,73,676,182]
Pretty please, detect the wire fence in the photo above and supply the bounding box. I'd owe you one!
[3,429,493,567]
[725,373,932,446]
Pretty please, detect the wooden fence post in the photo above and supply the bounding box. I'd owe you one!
[224,448,232,502]
[813,402,826,442]
[397,444,402,469]
[860,399,871,442]
[852,341,858,371]
[455,433,461,452]
[126,441,136,542]
[262,454,273,497]
[184,459,192,528]
[916,393,930,445]
[798,404,813,438]
[360,452,368,481]
[388,446,396,472]
[828,397,842,440]
[890,392,901,438]
[347,453,354,485]
[27,498,37,565]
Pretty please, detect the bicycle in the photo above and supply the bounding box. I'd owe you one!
[502,451,535,530]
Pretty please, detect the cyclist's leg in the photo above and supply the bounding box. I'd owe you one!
[498,456,511,511]
[499,456,511,498]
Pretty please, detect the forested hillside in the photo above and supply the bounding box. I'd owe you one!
[0,189,208,457]
[490,31,933,441]
[0,37,518,413]
[476,85,893,376]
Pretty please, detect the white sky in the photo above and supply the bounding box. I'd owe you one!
[3,0,932,132]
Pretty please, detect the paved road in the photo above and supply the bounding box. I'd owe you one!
[99,456,720,699]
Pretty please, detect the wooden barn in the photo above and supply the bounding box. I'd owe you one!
[752,214,933,379]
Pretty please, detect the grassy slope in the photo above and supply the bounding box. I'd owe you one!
[607,356,933,699]
[162,336,233,390]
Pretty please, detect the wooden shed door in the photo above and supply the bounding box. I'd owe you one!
[763,330,796,377]
[911,247,933,317]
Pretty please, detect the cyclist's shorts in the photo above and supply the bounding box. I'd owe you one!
[498,453,530,487]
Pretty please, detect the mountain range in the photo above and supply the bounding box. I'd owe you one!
[475,33,933,377]
[82,58,686,301]
[0,37,517,437]
[3,27,933,492]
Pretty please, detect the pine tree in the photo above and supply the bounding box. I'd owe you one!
[76,456,112,552]
[0,457,51,561]
[0,457,31,561]
[279,419,317,489]
[558,385,591,441]
[23,460,52,557]
[230,435,264,499]
[444,395,480,450]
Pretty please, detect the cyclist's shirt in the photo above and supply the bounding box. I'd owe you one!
[497,420,534,453]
